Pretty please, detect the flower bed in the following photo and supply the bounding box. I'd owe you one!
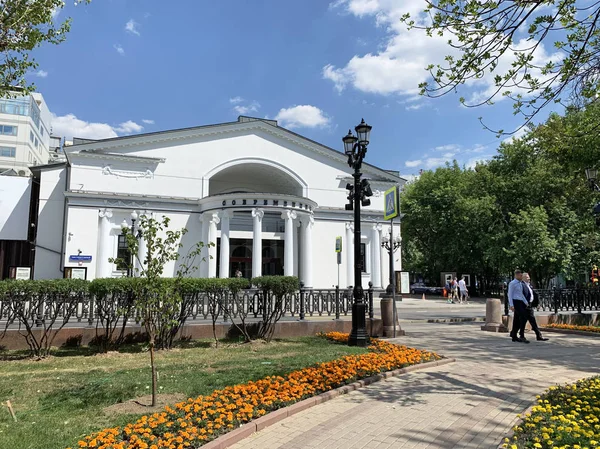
[503,377,600,449]
[545,323,600,333]
[70,334,440,449]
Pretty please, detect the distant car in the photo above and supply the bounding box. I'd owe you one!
[410,283,443,295]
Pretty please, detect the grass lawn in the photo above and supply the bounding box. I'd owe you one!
[0,337,366,449]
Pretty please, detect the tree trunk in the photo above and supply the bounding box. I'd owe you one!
[150,338,157,407]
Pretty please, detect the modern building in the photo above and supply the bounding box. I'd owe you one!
[30,116,404,289]
[0,91,53,176]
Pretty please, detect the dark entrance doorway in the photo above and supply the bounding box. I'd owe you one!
[217,238,284,278]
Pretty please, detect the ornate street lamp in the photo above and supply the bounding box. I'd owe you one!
[343,119,374,347]
[586,168,600,191]
[120,211,142,277]
[381,232,401,293]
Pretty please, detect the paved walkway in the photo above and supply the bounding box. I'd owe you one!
[230,322,600,449]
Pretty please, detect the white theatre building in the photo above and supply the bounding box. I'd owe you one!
[32,116,404,289]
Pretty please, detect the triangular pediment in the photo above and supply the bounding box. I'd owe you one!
[65,116,404,183]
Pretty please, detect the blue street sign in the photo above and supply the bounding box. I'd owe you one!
[69,255,93,262]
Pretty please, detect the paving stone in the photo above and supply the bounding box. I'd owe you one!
[227,322,600,449]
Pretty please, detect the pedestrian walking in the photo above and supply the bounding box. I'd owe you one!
[445,279,454,303]
[452,277,460,303]
[508,269,530,343]
[523,273,549,342]
[459,276,469,304]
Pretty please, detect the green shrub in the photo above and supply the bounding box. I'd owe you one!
[251,276,299,296]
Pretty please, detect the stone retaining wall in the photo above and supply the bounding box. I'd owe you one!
[0,319,383,351]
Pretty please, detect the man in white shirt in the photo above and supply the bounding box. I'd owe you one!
[523,273,549,341]
[458,277,468,304]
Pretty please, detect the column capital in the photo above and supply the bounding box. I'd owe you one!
[221,210,234,220]
[301,214,315,228]
[373,223,383,232]
[345,222,354,231]
[99,208,113,219]
[281,210,297,220]
[201,211,220,224]
[252,208,264,220]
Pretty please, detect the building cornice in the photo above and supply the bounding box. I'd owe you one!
[70,151,165,164]
[64,189,199,205]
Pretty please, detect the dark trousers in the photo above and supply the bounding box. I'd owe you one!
[510,301,528,338]
[526,308,542,338]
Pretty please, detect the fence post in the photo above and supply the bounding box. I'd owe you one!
[299,282,305,321]
[503,284,509,316]
[577,287,582,314]
[335,285,340,320]
[262,289,268,324]
[87,294,94,326]
[553,287,558,315]
[368,281,374,321]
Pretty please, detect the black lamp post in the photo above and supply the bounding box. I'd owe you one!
[343,119,373,347]
[121,211,142,277]
[381,231,401,294]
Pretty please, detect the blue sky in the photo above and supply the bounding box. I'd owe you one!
[29,0,562,177]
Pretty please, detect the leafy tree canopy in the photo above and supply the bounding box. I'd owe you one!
[402,0,600,133]
[0,0,89,97]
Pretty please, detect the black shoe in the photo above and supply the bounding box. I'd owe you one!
[513,337,529,343]
[537,336,549,341]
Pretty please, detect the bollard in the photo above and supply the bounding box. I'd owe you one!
[335,285,340,320]
[299,282,305,321]
[481,298,507,332]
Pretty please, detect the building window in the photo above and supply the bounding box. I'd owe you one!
[360,243,367,274]
[0,125,17,136]
[116,235,131,271]
[35,137,39,152]
[0,146,16,158]
[30,131,34,143]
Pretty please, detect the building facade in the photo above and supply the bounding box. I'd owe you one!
[32,117,404,289]
[0,92,53,175]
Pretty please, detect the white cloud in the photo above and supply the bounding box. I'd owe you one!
[114,120,144,133]
[405,104,424,111]
[325,0,561,104]
[405,159,422,168]
[274,105,331,129]
[125,19,141,36]
[34,70,48,78]
[51,114,145,140]
[51,114,118,140]
[229,96,244,104]
[434,144,460,152]
[233,102,260,115]
[114,44,125,55]
[142,119,155,125]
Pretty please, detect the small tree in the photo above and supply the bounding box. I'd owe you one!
[253,276,299,342]
[111,214,204,407]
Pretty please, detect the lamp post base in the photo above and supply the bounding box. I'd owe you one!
[348,302,369,347]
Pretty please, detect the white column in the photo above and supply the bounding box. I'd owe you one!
[219,211,232,278]
[293,220,300,277]
[96,208,113,278]
[371,223,382,289]
[199,214,209,277]
[301,214,314,288]
[208,212,220,278]
[281,210,297,276]
[136,210,151,275]
[345,222,354,288]
[252,208,264,278]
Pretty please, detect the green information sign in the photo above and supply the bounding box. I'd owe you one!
[383,186,399,220]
